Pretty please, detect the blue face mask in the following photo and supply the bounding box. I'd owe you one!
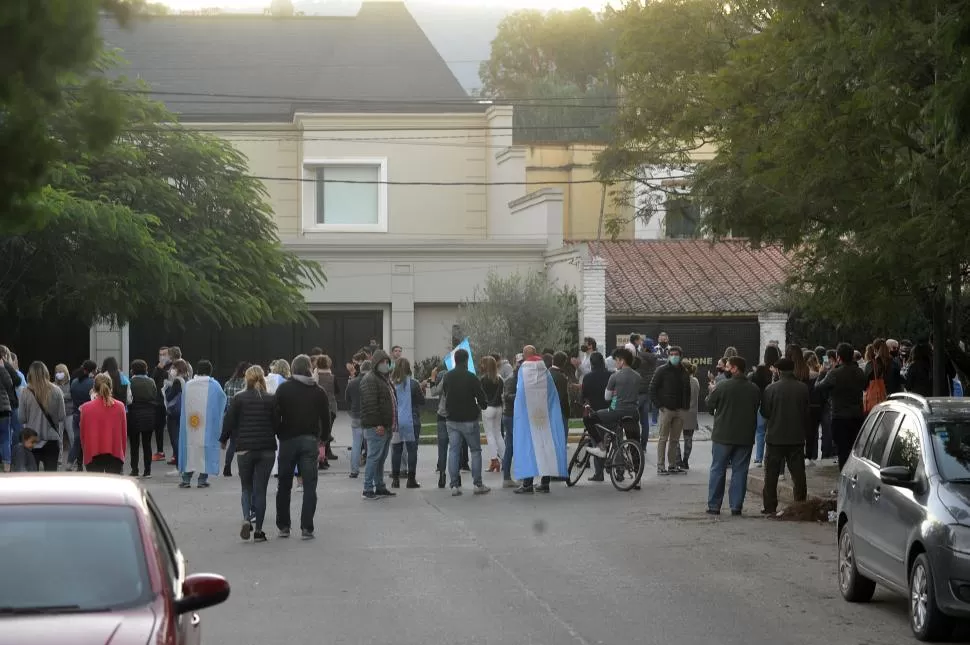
[669,356,682,367]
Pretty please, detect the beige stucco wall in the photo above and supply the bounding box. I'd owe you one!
[414,304,460,362]
[526,144,635,241]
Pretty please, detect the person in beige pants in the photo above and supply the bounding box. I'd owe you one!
[647,346,692,474]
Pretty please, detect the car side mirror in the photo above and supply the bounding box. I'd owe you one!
[174,573,230,615]
[880,465,916,489]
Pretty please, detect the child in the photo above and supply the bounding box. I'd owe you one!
[675,362,700,470]
[11,428,39,472]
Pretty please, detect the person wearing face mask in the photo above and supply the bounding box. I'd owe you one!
[648,346,691,475]
[53,363,73,459]
[359,350,397,500]
[655,332,671,359]
[68,360,97,470]
[705,356,762,516]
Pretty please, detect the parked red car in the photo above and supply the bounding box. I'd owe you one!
[0,474,229,645]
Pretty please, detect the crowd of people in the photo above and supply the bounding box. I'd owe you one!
[0,332,957,540]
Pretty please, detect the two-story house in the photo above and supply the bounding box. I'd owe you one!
[93,0,569,382]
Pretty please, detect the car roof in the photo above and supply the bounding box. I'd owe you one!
[0,474,146,507]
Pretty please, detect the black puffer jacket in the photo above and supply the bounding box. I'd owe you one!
[127,375,158,435]
[220,388,277,452]
[649,362,691,410]
[360,350,395,428]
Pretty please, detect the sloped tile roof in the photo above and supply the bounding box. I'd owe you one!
[100,2,480,121]
[589,239,790,315]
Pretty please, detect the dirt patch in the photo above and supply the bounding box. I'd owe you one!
[777,497,837,522]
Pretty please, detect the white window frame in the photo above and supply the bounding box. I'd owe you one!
[301,157,388,233]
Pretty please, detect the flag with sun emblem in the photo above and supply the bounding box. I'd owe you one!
[179,374,227,476]
[512,357,568,480]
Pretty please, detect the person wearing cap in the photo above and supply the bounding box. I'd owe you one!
[760,357,810,515]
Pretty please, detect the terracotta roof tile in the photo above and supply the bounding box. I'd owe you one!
[588,239,790,315]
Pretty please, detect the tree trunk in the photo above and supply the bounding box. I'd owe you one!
[933,288,948,395]
[952,265,962,343]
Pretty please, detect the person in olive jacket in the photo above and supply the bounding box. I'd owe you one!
[359,349,396,499]
[705,356,761,516]
[760,358,809,514]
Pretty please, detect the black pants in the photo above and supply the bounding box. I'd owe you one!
[820,403,835,458]
[238,449,275,531]
[763,444,807,512]
[832,417,864,471]
[392,440,418,477]
[523,476,551,488]
[129,429,154,475]
[155,408,166,455]
[805,407,821,460]
[87,454,124,474]
[166,416,180,464]
[32,440,60,472]
[276,436,319,533]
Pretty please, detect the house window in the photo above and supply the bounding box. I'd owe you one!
[664,196,701,238]
[302,158,387,232]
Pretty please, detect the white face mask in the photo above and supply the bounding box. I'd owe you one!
[159,355,168,364]
[169,369,178,380]
[55,372,66,381]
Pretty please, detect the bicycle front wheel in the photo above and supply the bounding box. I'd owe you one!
[609,440,645,492]
[567,436,591,487]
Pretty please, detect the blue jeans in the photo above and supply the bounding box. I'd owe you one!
[237,449,275,530]
[447,420,482,488]
[436,416,449,472]
[276,435,319,532]
[754,412,767,462]
[350,418,363,475]
[363,428,390,492]
[68,414,82,467]
[637,394,652,439]
[708,442,753,513]
[501,415,514,480]
[180,472,209,485]
[0,415,10,466]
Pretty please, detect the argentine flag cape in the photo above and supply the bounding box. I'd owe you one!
[179,376,227,476]
[512,358,568,480]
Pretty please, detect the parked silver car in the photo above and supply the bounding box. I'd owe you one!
[837,393,970,641]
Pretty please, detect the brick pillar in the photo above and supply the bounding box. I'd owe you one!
[581,257,607,349]
[758,312,788,361]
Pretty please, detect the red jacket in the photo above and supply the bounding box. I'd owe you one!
[79,398,127,464]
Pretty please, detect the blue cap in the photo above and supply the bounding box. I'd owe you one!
[643,338,655,352]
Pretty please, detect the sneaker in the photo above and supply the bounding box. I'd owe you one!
[731,510,743,517]
[129,470,138,477]
[667,466,684,474]
[503,479,518,489]
[279,528,291,538]
[657,466,669,475]
[167,457,177,466]
[301,529,315,540]
[375,488,396,498]
[514,485,534,494]
[141,473,152,479]
[152,453,165,462]
[760,509,775,516]
[754,460,764,468]
[452,488,463,496]
[253,531,267,543]
[178,482,191,489]
[197,481,210,489]
[473,484,490,495]
[240,521,252,541]
[585,445,607,459]
[362,491,378,500]
[534,485,551,493]
[349,472,359,479]
[706,508,721,515]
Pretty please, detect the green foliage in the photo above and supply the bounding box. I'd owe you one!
[413,356,441,382]
[0,0,137,231]
[457,271,577,361]
[0,76,324,328]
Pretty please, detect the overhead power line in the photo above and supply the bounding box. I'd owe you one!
[247,175,609,186]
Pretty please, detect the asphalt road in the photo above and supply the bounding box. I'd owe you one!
[144,414,954,645]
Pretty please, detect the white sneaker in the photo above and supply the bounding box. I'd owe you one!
[805,459,817,467]
[585,445,607,459]
[474,484,491,495]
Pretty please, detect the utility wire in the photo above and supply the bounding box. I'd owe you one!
[249,175,608,186]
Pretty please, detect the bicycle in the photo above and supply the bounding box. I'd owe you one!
[567,409,645,492]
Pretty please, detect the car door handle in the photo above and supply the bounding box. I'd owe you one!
[873,486,881,501]
[843,473,858,488]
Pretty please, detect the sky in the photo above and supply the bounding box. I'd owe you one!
[162,0,610,10]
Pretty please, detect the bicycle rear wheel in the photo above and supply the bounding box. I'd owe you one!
[567,436,591,487]
[609,440,644,492]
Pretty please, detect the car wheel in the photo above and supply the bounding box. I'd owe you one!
[838,524,876,602]
[909,553,953,642]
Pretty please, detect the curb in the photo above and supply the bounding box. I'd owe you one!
[746,468,837,504]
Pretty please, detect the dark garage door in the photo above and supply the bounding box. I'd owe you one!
[606,317,760,411]
[130,310,382,408]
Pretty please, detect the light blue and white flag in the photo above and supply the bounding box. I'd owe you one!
[512,358,568,480]
[179,376,227,476]
[443,337,476,375]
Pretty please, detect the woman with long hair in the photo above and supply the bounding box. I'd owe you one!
[390,358,425,489]
[220,366,276,543]
[803,350,823,466]
[221,361,251,477]
[68,360,97,470]
[127,360,158,478]
[752,345,781,466]
[480,355,506,474]
[315,355,339,470]
[867,338,903,397]
[79,373,127,474]
[100,357,132,406]
[18,361,67,471]
[905,342,934,396]
[53,363,73,460]
[266,359,289,394]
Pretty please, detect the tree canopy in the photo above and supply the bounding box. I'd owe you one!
[602,0,970,390]
[456,271,577,361]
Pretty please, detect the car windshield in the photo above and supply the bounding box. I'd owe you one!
[0,504,152,612]
[929,421,970,481]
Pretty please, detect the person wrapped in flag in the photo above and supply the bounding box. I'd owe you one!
[512,345,568,494]
[178,360,227,489]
